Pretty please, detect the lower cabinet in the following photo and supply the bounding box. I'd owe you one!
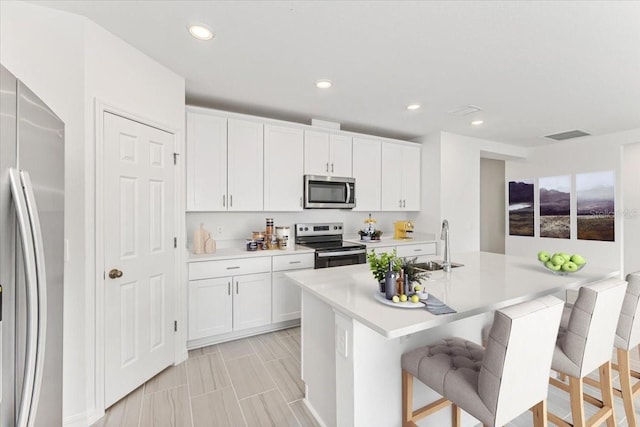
[272,253,315,323]
[188,277,233,340]
[232,272,272,331]
[396,242,437,263]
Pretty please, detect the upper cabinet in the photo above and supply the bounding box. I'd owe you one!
[186,109,263,211]
[186,111,227,211]
[352,137,381,211]
[381,142,421,211]
[264,124,304,211]
[227,119,264,211]
[304,130,352,177]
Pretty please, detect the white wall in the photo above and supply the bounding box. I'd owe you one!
[622,142,640,276]
[412,132,528,255]
[505,128,640,274]
[480,158,506,253]
[1,2,185,425]
[186,211,408,249]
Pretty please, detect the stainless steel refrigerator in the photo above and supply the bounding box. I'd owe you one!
[1,64,64,426]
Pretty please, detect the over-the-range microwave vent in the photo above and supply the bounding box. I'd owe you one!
[544,129,591,141]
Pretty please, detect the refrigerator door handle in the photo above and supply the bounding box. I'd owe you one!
[20,171,48,427]
[9,169,39,427]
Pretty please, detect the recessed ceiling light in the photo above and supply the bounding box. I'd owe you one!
[471,120,484,126]
[407,104,421,110]
[316,80,332,89]
[188,25,214,41]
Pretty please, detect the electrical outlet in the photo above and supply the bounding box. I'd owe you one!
[216,226,223,235]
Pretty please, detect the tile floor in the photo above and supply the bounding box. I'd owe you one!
[93,327,320,427]
[95,326,640,427]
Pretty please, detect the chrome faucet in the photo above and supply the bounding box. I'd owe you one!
[441,219,451,272]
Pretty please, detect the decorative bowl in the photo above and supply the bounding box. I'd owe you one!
[540,260,586,275]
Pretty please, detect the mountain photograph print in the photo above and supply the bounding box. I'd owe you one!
[576,171,615,241]
[539,175,571,239]
[508,180,534,236]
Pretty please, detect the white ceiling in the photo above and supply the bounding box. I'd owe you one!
[33,1,640,146]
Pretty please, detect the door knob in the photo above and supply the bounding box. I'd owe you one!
[108,269,123,279]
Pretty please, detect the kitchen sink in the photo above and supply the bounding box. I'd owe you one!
[414,260,464,271]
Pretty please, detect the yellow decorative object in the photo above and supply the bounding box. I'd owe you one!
[394,220,414,240]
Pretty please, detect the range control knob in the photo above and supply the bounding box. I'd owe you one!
[334,226,338,230]
[339,226,342,230]
[304,227,308,231]
[298,227,303,232]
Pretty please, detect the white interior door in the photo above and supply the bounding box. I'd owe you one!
[103,112,176,408]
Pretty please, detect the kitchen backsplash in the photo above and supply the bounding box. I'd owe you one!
[186,211,411,250]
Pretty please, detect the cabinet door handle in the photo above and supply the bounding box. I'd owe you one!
[228,282,231,295]
[300,197,302,207]
[230,194,233,207]
[326,162,329,172]
[289,261,301,264]
[223,194,226,207]
[226,266,240,270]
[414,248,423,252]
[236,281,239,294]
[403,200,406,208]
[399,199,402,208]
[331,163,334,173]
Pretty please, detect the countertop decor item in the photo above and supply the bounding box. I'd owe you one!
[367,248,400,284]
[358,213,382,241]
[537,251,586,275]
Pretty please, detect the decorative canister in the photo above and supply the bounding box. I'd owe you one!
[252,231,266,250]
[246,239,258,251]
[266,218,274,235]
[266,234,278,250]
[276,226,290,249]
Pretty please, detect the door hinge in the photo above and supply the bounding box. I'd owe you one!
[174,320,178,332]
[173,152,179,165]
[174,237,177,248]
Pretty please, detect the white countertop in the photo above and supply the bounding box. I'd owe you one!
[187,244,314,262]
[343,232,437,247]
[285,251,620,339]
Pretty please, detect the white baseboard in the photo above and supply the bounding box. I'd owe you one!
[302,398,328,427]
[64,411,88,427]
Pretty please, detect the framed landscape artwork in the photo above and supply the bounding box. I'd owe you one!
[576,171,615,241]
[508,180,534,236]
[539,175,571,239]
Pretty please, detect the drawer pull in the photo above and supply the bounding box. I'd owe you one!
[414,249,423,252]
[289,261,302,264]
[226,266,240,270]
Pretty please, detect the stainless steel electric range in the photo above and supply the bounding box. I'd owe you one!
[295,222,367,269]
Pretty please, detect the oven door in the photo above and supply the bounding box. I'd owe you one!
[304,175,355,209]
[315,248,366,269]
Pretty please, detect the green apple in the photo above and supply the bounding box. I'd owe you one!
[410,294,420,303]
[538,251,551,262]
[551,254,566,266]
[546,261,562,271]
[560,253,571,262]
[570,254,586,266]
[392,295,400,303]
[400,294,408,302]
[562,261,579,272]
[413,284,422,292]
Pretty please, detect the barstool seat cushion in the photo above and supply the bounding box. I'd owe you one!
[401,338,493,425]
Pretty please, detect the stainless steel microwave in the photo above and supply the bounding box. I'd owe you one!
[304,175,356,209]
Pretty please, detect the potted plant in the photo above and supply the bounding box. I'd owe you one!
[402,257,430,289]
[358,229,383,241]
[367,248,401,292]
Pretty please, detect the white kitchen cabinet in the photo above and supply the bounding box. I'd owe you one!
[188,278,232,340]
[186,112,227,211]
[186,110,263,211]
[396,242,437,262]
[272,253,315,323]
[381,142,421,210]
[304,130,352,177]
[352,137,381,211]
[264,125,304,211]
[227,118,264,211]
[232,272,272,331]
[187,257,271,340]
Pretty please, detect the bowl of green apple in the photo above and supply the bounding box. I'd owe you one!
[537,251,586,275]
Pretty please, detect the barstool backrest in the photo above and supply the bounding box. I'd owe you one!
[563,278,627,377]
[615,272,640,351]
[479,295,564,426]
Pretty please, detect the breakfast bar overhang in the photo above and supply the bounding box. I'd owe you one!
[286,251,619,427]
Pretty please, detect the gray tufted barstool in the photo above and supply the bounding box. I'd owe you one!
[562,272,640,426]
[401,295,564,427]
[548,278,628,427]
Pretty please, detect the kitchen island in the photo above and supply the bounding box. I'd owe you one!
[285,251,619,427]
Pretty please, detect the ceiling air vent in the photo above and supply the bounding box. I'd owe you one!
[447,105,482,116]
[544,130,591,141]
